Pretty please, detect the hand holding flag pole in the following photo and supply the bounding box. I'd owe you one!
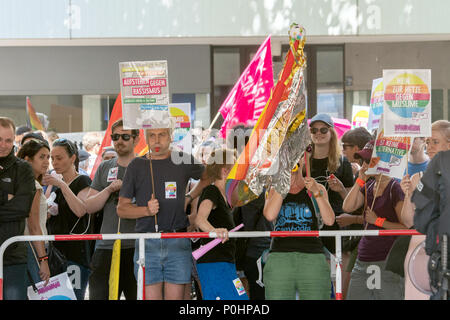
[147,147,158,233]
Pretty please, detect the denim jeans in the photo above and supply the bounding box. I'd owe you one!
[3,264,28,300]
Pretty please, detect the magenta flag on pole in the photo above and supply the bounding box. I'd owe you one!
[219,36,274,138]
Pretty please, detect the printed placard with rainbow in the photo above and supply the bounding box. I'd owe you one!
[365,115,412,180]
[367,78,383,132]
[383,69,431,137]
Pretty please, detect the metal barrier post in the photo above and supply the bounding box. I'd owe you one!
[334,235,343,300]
[137,237,146,300]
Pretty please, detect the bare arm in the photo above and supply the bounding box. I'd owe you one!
[399,173,420,228]
[27,190,50,283]
[117,196,155,219]
[195,199,229,242]
[304,178,335,226]
[263,188,284,222]
[85,180,122,214]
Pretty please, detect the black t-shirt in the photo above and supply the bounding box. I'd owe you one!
[310,156,353,253]
[197,185,236,264]
[271,188,324,254]
[47,175,92,267]
[310,156,354,216]
[120,154,204,233]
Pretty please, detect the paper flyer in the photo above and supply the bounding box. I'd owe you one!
[366,115,412,180]
[351,105,370,129]
[383,69,432,137]
[368,78,383,132]
[119,60,170,129]
[27,272,77,300]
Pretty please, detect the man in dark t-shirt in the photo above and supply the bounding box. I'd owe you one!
[117,127,209,300]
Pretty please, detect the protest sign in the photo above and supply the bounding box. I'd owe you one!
[119,60,170,129]
[27,272,77,300]
[383,69,431,137]
[351,105,370,129]
[366,115,412,180]
[169,103,192,153]
[368,78,383,132]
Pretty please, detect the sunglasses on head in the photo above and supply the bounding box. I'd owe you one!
[53,138,76,154]
[310,127,330,135]
[111,133,135,141]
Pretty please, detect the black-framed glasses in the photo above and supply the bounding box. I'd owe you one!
[342,143,354,149]
[111,133,135,141]
[310,127,329,135]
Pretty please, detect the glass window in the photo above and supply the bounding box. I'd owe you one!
[0,94,116,134]
[431,89,443,122]
[316,47,344,118]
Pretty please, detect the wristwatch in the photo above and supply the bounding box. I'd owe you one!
[185,193,193,202]
[313,189,324,198]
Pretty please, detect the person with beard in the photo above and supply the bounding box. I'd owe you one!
[85,119,139,300]
[0,117,36,300]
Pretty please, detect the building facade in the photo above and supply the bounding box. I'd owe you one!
[1,0,449,132]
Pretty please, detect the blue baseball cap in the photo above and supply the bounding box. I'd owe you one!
[310,113,334,127]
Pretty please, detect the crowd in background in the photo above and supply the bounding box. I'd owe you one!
[0,113,449,300]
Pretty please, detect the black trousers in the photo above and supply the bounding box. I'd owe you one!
[243,255,266,300]
[88,247,137,300]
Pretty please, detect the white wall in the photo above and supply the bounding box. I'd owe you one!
[0,45,211,95]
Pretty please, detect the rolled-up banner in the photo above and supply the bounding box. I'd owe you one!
[192,223,244,260]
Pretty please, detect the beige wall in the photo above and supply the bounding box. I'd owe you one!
[345,41,450,120]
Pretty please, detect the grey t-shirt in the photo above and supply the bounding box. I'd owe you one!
[120,153,204,233]
[91,158,136,249]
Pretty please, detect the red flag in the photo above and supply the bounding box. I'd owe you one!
[218,36,274,138]
[90,93,147,179]
[26,97,45,131]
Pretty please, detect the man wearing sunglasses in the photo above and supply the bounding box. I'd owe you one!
[85,119,139,300]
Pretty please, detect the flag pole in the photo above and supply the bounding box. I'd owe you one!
[208,111,222,130]
[148,148,158,233]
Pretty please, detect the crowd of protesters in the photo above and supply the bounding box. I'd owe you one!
[0,113,449,301]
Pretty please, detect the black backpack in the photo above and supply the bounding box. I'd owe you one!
[412,150,450,300]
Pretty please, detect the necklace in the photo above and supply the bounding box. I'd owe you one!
[64,173,79,185]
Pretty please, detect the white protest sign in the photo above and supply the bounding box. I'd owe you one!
[383,69,431,137]
[351,105,370,129]
[169,103,192,154]
[27,272,77,300]
[120,60,170,129]
[365,115,412,180]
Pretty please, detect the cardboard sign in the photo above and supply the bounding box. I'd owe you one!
[366,115,412,180]
[27,272,77,300]
[351,105,370,129]
[368,78,384,132]
[120,60,170,129]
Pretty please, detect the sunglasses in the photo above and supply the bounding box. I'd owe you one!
[111,133,136,141]
[53,138,76,154]
[342,143,354,149]
[310,127,330,135]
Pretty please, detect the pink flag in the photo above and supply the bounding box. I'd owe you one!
[219,36,274,138]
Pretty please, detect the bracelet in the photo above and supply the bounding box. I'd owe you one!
[356,178,366,188]
[38,255,49,262]
[375,217,386,228]
[185,193,193,202]
[313,189,324,198]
